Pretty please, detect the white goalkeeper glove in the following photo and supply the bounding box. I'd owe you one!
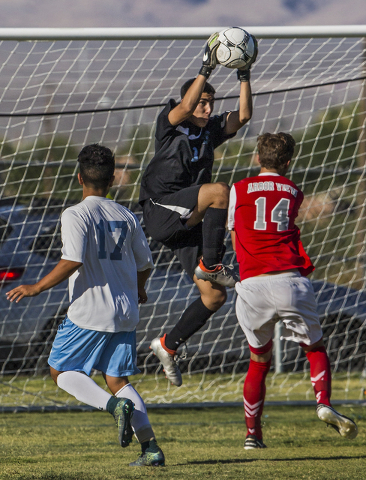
[199,32,220,79]
[237,34,258,82]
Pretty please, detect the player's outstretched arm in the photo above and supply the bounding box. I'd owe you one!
[6,259,82,303]
[168,32,219,126]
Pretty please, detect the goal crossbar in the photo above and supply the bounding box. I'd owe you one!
[0,25,365,41]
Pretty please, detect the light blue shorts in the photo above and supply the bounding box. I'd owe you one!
[48,317,140,377]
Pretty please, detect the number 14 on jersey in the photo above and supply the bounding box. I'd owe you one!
[254,197,290,231]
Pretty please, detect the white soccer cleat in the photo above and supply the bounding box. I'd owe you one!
[150,336,182,387]
[317,404,358,439]
[194,260,239,288]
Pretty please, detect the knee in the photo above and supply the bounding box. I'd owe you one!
[215,182,230,195]
[301,338,325,354]
[202,182,229,208]
[212,183,230,208]
[105,376,129,395]
[201,288,227,311]
[249,340,273,363]
[50,366,62,385]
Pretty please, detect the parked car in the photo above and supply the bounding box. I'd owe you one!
[137,258,366,375]
[0,200,69,373]
[1,199,366,376]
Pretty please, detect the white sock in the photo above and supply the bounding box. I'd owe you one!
[57,371,112,410]
[115,383,154,443]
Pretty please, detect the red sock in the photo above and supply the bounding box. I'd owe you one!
[243,358,271,440]
[306,346,332,406]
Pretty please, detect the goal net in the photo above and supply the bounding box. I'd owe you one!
[1,27,366,410]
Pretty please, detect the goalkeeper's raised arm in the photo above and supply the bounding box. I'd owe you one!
[225,34,257,135]
[168,31,256,133]
[168,32,220,127]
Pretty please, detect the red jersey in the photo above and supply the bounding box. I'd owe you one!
[228,173,314,280]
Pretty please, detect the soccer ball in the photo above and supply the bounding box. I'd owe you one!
[216,27,257,69]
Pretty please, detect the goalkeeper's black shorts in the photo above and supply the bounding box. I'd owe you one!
[142,185,202,279]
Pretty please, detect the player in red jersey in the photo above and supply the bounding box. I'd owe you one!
[228,132,358,449]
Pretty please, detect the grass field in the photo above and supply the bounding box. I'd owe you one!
[1,372,366,407]
[0,405,365,480]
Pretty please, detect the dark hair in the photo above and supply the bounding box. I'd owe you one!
[257,132,296,170]
[180,78,216,99]
[77,144,115,189]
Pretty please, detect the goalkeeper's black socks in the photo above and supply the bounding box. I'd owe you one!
[201,207,227,269]
[164,297,215,351]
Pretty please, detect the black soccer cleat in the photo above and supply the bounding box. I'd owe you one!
[244,434,267,450]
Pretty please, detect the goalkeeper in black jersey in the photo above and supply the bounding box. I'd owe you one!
[139,32,257,386]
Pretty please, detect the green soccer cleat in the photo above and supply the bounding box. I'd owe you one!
[108,397,135,448]
[129,439,165,467]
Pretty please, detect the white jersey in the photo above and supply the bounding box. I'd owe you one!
[61,196,153,332]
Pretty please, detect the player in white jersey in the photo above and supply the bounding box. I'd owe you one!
[6,144,165,467]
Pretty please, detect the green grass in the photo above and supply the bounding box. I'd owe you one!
[0,405,365,479]
[1,372,365,408]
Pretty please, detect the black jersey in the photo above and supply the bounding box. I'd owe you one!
[139,99,235,205]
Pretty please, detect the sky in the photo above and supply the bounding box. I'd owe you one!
[0,0,365,28]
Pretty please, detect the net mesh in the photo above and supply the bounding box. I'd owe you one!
[1,31,366,409]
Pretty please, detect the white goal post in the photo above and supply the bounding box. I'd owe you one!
[1,26,366,410]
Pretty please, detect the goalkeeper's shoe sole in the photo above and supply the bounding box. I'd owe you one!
[129,440,165,467]
[150,337,182,387]
[317,404,358,439]
[194,260,238,288]
[244,435,267,450]
[112,398,135,447]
